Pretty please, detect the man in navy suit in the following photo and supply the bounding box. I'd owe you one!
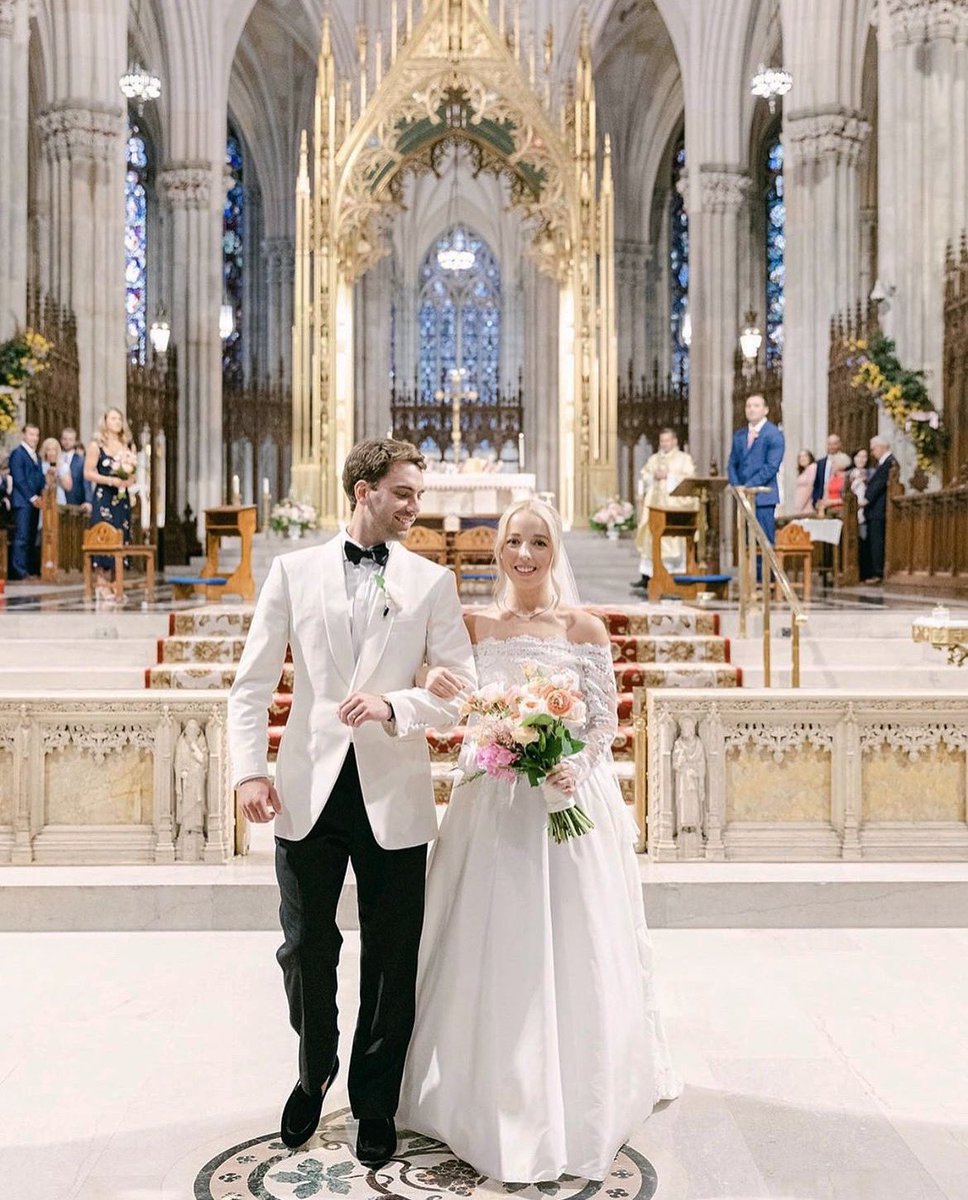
[8,423,46,579]
[863,435,894,583]
[811,432,845,511]
[727,393,785,545]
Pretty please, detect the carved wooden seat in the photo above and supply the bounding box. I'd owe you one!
[82,521,156,604]
[453,525,497,589]
[775,522,813,603]
[403,524,449,565]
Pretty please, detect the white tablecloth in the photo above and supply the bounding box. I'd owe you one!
[791,517,843,546]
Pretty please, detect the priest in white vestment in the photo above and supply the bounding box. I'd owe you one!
[633,428,697,589]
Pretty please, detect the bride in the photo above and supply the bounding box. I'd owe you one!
[398,498,681,1183]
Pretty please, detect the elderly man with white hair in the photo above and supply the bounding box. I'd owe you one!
[864,436,894,583]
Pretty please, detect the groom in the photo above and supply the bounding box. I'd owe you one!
[228,439,475,1166]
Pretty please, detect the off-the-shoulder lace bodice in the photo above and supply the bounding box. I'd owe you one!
[473,634,618,777]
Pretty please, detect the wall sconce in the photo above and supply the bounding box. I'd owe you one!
[149,307,171,355]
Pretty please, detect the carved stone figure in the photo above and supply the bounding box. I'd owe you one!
[672,717,706,837]
[174,719,208,861]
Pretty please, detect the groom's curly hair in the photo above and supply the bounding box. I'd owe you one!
[343,439,427,509]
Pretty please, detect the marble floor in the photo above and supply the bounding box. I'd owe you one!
[2,927,967,1200]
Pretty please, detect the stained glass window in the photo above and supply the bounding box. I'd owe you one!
[669,138,689,385]
[765,137,785,367]
[125,124,148,362]
[223,132,245,383]
[418,226,501,453]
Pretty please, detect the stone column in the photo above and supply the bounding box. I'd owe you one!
[0,0,28,340]
[37,103,126,438]
[353,255,393,440]
[783,108,870,463]
[158,163,223,521]
[878,0,968,402]
[688,168,749,472]
[263,235,293,382]
[615,239,650,378]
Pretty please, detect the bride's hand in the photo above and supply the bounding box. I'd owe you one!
[545,762,577,796]
[425,667,466,700]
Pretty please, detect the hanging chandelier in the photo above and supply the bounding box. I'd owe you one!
[120,60,162,109]
[437,146,475,271]
[750,63,792,114]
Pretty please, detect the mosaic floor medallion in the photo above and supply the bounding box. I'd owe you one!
[195,1109,659,1200]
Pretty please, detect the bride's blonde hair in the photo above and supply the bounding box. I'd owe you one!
[493,498,565,605]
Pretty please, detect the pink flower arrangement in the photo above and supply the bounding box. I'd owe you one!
[457,664,594,843]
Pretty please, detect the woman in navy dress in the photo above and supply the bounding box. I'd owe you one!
[83,407,137,598]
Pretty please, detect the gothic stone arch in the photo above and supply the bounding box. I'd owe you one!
[291,0,617,527]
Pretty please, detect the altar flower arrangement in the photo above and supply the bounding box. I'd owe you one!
[457,663,594,843]
[270,498,317,536]
[0,329,53,434]
[589,498,635,534]
[846,333,948,470]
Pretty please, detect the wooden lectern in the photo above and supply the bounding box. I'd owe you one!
[647,476,731,601]
[670,476,730,572]
[202,506,256,601]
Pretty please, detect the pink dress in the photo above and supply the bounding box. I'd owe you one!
[793,463,817,514]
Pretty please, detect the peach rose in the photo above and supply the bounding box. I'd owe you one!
[546,688,574,718]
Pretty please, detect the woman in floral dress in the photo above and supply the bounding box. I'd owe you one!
[83,407,137,598]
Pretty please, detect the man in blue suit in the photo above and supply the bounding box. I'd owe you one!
[727,393,785,545]
[8,423,46,579]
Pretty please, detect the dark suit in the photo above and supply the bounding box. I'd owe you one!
[63,451,89,506]
[812,456,834,509]
[8,444,46,579]
[727,419,785,544]
[864,453,894,579]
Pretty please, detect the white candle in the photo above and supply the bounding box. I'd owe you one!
[518,432,525,470]
[386,424,394,440]
[262,476,270,496]
[231,473,240,502]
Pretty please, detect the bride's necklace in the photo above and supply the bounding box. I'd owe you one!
[500,598,555,622]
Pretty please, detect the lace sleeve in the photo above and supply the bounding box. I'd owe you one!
[572,642,618,780]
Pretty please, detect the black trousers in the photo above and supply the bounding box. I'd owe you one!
[11,505,39,579]
[867,516,886,579]
[274,746,427,1118]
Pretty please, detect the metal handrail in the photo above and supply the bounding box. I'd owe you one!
[731,485,807,687]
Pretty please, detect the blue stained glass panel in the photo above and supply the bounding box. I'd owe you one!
[765,137,785,367]
[223,132,245,383]
[417,226,501,448]
[669,139,689,385]
[125,125,148,362]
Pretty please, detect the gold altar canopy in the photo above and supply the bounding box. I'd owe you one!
[292,0,617,527]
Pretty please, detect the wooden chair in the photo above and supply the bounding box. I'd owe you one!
[82,521,156,603]
[452,525,497,590]
[403,524,449,565]
[774,522,813,603]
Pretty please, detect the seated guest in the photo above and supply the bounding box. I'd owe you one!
[816,452,852,514]
[792,449,817,515]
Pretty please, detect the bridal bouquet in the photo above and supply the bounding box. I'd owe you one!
[458,663,595,843]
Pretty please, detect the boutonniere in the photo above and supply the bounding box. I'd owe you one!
[373,572,396,619]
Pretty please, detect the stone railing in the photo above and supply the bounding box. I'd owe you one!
[0,692,233,866]
[640,689,968,862]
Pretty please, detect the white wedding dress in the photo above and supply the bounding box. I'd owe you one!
[398,634,681,1183]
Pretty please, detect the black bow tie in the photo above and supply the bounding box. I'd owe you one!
[345,540,389,567]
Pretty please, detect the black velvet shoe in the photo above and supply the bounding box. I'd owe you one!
[280,1057,339,1149]
[356,1117,396,1170]
[630,576,649,590]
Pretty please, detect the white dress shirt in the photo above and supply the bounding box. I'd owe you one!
[342,532,387,660]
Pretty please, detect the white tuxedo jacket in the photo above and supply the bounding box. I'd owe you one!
[227,536,476,847]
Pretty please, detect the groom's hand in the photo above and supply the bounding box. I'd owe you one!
[338,691,392,727]
[238,777,282,823]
